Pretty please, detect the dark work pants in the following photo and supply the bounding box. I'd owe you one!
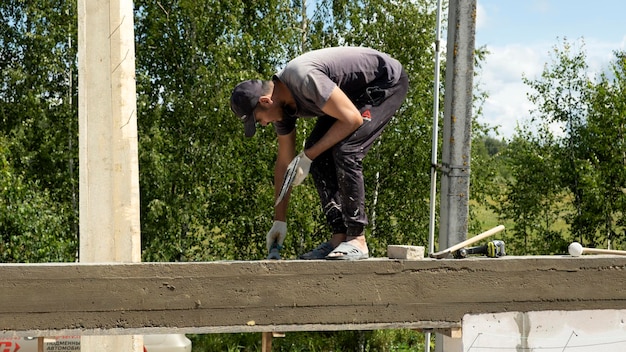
[305,71,409,237]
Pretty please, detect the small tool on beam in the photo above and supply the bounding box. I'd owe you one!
[430,225,505,259]
[568,242,626,257]
[453,240,506,259]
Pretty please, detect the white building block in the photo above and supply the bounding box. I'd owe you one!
[387,245,425,260]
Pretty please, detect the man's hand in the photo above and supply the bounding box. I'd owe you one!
[292,151,312,186]
[266,220,287,260]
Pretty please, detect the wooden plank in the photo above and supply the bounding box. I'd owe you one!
[261,332,272,352]
[1,256,626,337]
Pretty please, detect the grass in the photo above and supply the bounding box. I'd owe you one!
[470,200,514,233]
[470,196,570,236]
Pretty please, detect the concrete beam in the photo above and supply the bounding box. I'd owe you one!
[1,256,625,337]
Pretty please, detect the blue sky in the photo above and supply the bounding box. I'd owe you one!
[474,0,626,138]
[477,0,626,45]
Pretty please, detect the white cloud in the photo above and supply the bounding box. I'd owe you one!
[530,0,551,14]
[585,36,626,77]
[476,38,625,139]
[476,43,550,138]
[475,2,488,31]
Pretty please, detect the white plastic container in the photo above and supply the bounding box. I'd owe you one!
[144,334,192,352]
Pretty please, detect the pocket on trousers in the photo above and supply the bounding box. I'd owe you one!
[354,86,388,107]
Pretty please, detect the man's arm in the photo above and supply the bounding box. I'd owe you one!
[304,86,363,160]
[274,129,296,221]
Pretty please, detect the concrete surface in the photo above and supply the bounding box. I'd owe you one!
[1,256,626,337]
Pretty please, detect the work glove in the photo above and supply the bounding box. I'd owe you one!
[266,220,287,260]
[291,151,312,186]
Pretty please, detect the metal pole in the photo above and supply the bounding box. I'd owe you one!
[428,0,444,256]
[426,0,444,350]
[438,0,476,257]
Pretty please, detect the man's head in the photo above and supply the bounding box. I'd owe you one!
[230,80,272,137]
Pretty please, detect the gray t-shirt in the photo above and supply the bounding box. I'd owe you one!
[273,47,404,135]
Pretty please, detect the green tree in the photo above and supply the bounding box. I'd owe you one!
[133,0,442,262]
[523,38,591,245]
[493,127,569,255]
[493,39,626,251]
[578,51,626,248]
[0,136,76,262]
[134,0,303,261]
[0,0,78,262]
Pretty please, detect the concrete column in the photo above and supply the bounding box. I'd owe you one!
[78,0,141,350]
[437,0,476,351]
[438,0,476,256]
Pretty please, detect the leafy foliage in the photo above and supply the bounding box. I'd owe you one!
[189,329,428,352]
[492,129,570,255]
[0,0,442,263]
[0,136,77,262]
[132,0,441,262]
[0,0,78,262]
[487,39,626,253]
[579,50,626,248]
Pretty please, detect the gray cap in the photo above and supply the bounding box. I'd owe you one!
[230,80,265,137]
